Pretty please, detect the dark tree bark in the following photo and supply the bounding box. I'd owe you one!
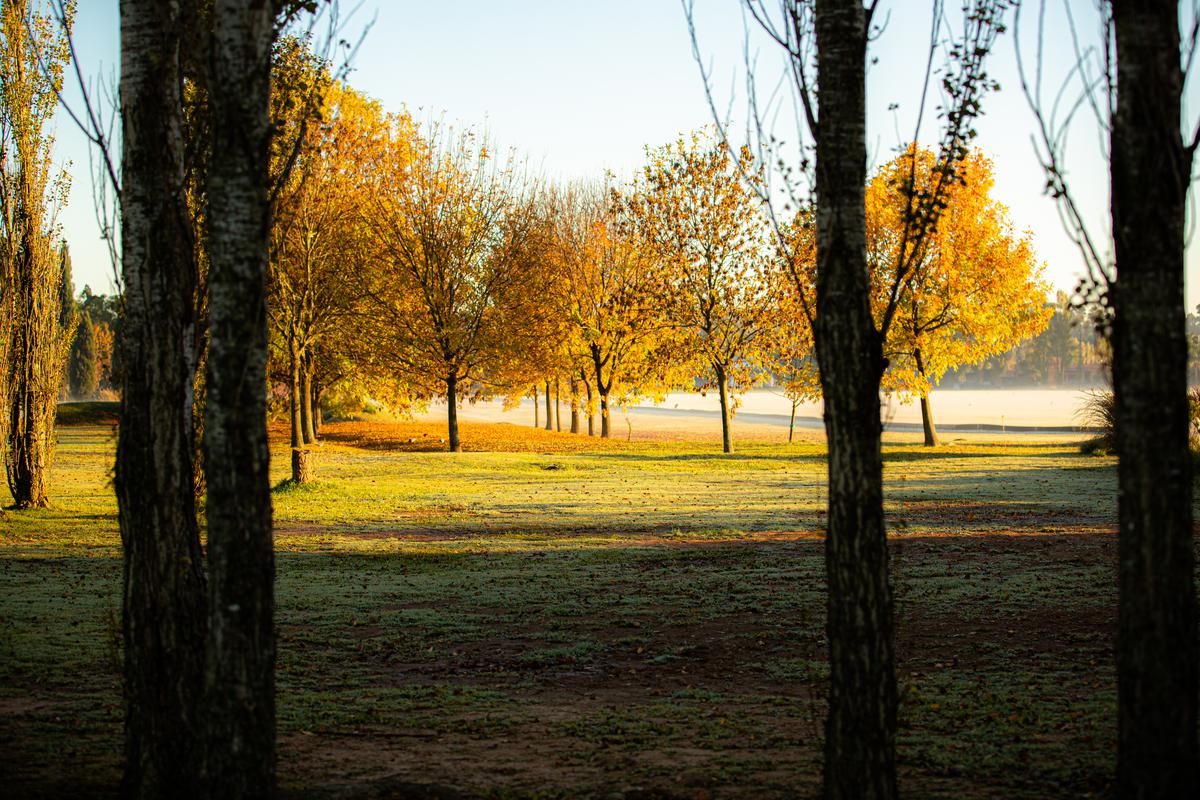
[201,2,277,796]
[813,1,896,797]
[581,369,595,436]
[544,380,553,431]
[915,349,939,447]
[300,351,316,445]
[116,2,208,795]
[1110,3,1199,795]
[288,344,309,484]
[532,386,539,428]
[446,373,461,452]
[715,362,732,454]
[569,379,580,434]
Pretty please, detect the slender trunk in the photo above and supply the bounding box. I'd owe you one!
[116,3,207,795]
[582,371,595,436]
[1111,5,1199,796]
[814,2,896,798]
[202,3,277,797]
[915,349,939,447]
[312,382,322,434]
[533,386,538,428]
[600,392,610,439]
[569,379,580,434]
[789,398,798,443]
[715,363,732,454]
[554,378,561,432]
[300,351,315,445]
[544,380,553,431]
[288,344,308,484]
[446,373,461,452]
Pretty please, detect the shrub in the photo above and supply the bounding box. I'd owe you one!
[1078,389,1115,455]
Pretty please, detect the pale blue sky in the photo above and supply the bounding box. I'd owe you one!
[53,1,1199,310]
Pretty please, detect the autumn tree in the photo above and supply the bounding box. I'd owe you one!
[0,0,75,509]
[868,148,1052,445]
[270,65,393,481]
[625,131,775,453]
[365,124,544,451]
[549,181,675,438]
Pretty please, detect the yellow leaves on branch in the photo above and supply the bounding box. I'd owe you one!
[780,146,1051,400]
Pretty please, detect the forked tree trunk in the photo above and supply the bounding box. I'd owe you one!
[1110,4,1199,796]
[544,380,552,431]
[202,3,277,796]
[715,362,732,454]
[915,350,939,447]
[446,373,461,452]
[813,2,896,797]
[116,3,208,795]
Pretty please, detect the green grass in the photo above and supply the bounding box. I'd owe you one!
[1,421,1170,798]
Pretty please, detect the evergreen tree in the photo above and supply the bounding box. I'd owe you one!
[68,310,98,398]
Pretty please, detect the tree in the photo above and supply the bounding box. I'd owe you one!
[725,2,1010,796]
[270,73,390,481]
[116,1,208,794]
[549,182,675,438]
[68,309,99,398]
[626,130,775,453]
[0,0,76,509]
[869,148,1052,445]
[201,1,277,795]
[1016,3,1199,791]
[1108,3,1197,793]
[365,124,543,452]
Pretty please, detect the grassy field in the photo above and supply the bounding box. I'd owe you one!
[1,409,1184,798]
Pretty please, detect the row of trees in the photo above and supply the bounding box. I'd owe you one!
[266,71,1050,470]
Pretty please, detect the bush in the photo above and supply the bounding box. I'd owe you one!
[1078,389,1115,455]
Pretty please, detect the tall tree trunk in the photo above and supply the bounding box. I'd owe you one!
[544,380,553,431]
[1111,4,1198,796]
[554,378,561,432]
[813,2,896,798]
[789,398,798,443]
[533,386,538,428]
[582,371,595,436]
[202,3,277,797]
[116,2,208,795]
[446,373,461,452]
[300,350,315,445]
[288,342,308,485]
[570,379,580,434]
[599,392,611,439]
[915,349,939,447]
[715,362,732,454]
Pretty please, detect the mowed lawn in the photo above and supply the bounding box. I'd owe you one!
[2,412,1181,799]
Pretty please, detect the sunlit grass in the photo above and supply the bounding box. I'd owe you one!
[0,418,1152,798]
